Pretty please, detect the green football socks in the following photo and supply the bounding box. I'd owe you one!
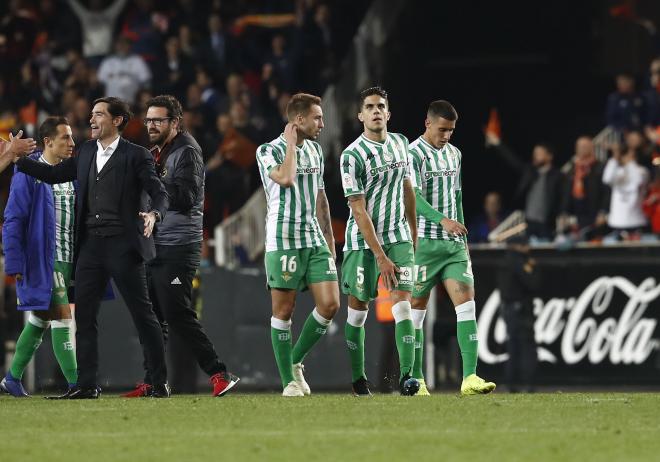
[51,319,77,385]
[392,301,415,379]
[271,317,294,387]
[345,307,367,382]
[292,308,332,364]
[456,301,479,377]
[411,309,427,380]
[9,315,47,380]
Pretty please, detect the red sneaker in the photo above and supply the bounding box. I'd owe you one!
[210,371,240,397]
[121,382,152,398]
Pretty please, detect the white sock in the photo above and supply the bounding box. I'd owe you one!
[311,307,332,326]
[271,316,292,330]
[346,307,368,327]
[51,319,73,329]
[411,309,426,330]
[28,314,50,329]
[455,300,476,322]
[391,301,412,323]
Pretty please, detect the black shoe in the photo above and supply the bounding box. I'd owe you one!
[67,386,101,399]
[149,383,171,398]
[45,387,77,400]
[399,374,420,396]
[351,377,372,397]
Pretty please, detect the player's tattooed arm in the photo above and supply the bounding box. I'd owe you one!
[269,122,298,187]
[316,189,335,259]
[403,178,417,248]
[348,194,399,291]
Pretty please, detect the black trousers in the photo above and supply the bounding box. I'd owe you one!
[501,302,538,391]
[74,234,167,388]
[144,242,224,383]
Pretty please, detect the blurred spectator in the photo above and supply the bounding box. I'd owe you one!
[265,33,297,92]
[66,0,129,65]
[605,73,647,132]
[152,35,195,102]
[0,0,38,85]
[485,133,562,240]
[644,57,660,127]
[642,166,660,234]
[468,191,505,243]
[66,96,91,145]
[603,142,650,237]
[497,235,539,393]
[559,136,610,236]
[98,35,152,105]
[118,0,165,64]
[200,13,233,81]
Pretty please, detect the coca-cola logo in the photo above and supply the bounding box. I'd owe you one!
[478,277,660,366]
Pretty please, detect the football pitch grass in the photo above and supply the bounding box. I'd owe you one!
[1,392,659,461]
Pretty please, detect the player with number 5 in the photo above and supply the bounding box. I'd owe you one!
[256,94,340,397]
[340,87,419,396]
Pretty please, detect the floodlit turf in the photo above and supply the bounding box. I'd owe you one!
[1,392,659,461]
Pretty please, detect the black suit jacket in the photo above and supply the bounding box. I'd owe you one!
[16,137,169,262]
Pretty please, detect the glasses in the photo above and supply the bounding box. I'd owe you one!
[143,117,171,127]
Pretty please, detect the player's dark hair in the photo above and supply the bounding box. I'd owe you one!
[359,86,388,107]
[427,100,458,121]
[93,96,133,132]
[39,116,70,144]
[286,93,322,120]
[147,94,185,131]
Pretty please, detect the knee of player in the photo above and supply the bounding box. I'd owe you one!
[319,299,340,318]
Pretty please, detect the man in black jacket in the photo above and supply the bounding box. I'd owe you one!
[486,133,563,240]
[15,97,170,399]
[122,95,239,398]
[559,136,610,238]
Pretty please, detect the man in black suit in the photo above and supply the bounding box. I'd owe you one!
[15,97,170,399]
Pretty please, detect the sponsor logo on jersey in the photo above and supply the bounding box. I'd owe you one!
[424,169,457,179]
[296,167,321,175]
[369,161,408,176]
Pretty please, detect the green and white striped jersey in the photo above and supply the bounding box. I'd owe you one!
[39,156,75,263]
[409,136,463,242]
[256,135,326,251]
[341,132,416,251]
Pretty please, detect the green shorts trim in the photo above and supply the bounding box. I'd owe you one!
[265,245,338,291]
[341,241,415,302]
[412,238,473,298]
[52,261,73,305]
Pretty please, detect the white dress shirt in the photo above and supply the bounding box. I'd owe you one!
[602,158,649,228]
[96,136,120,173]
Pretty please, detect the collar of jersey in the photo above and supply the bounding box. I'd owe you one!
[278,134,306,151]
[360,133,389,147]
[418,136,443,154]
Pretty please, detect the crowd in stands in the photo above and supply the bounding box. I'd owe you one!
[470,56,660,244]
[1,0,659,265]
[0,0,359,261]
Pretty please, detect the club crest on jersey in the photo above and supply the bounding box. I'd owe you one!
[159,167,168,177]
[281,272,293,282]
[438,158,448,169]
[299,155,310,168]
[382,150,394,162]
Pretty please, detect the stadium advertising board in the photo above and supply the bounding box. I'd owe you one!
[472,247,660,385]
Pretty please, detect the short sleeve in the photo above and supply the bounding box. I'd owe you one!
[256,144,281,176]
[340,150,364,196]
[409,147,423,191]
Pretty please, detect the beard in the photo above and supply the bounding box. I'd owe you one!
[149,130,168,146]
